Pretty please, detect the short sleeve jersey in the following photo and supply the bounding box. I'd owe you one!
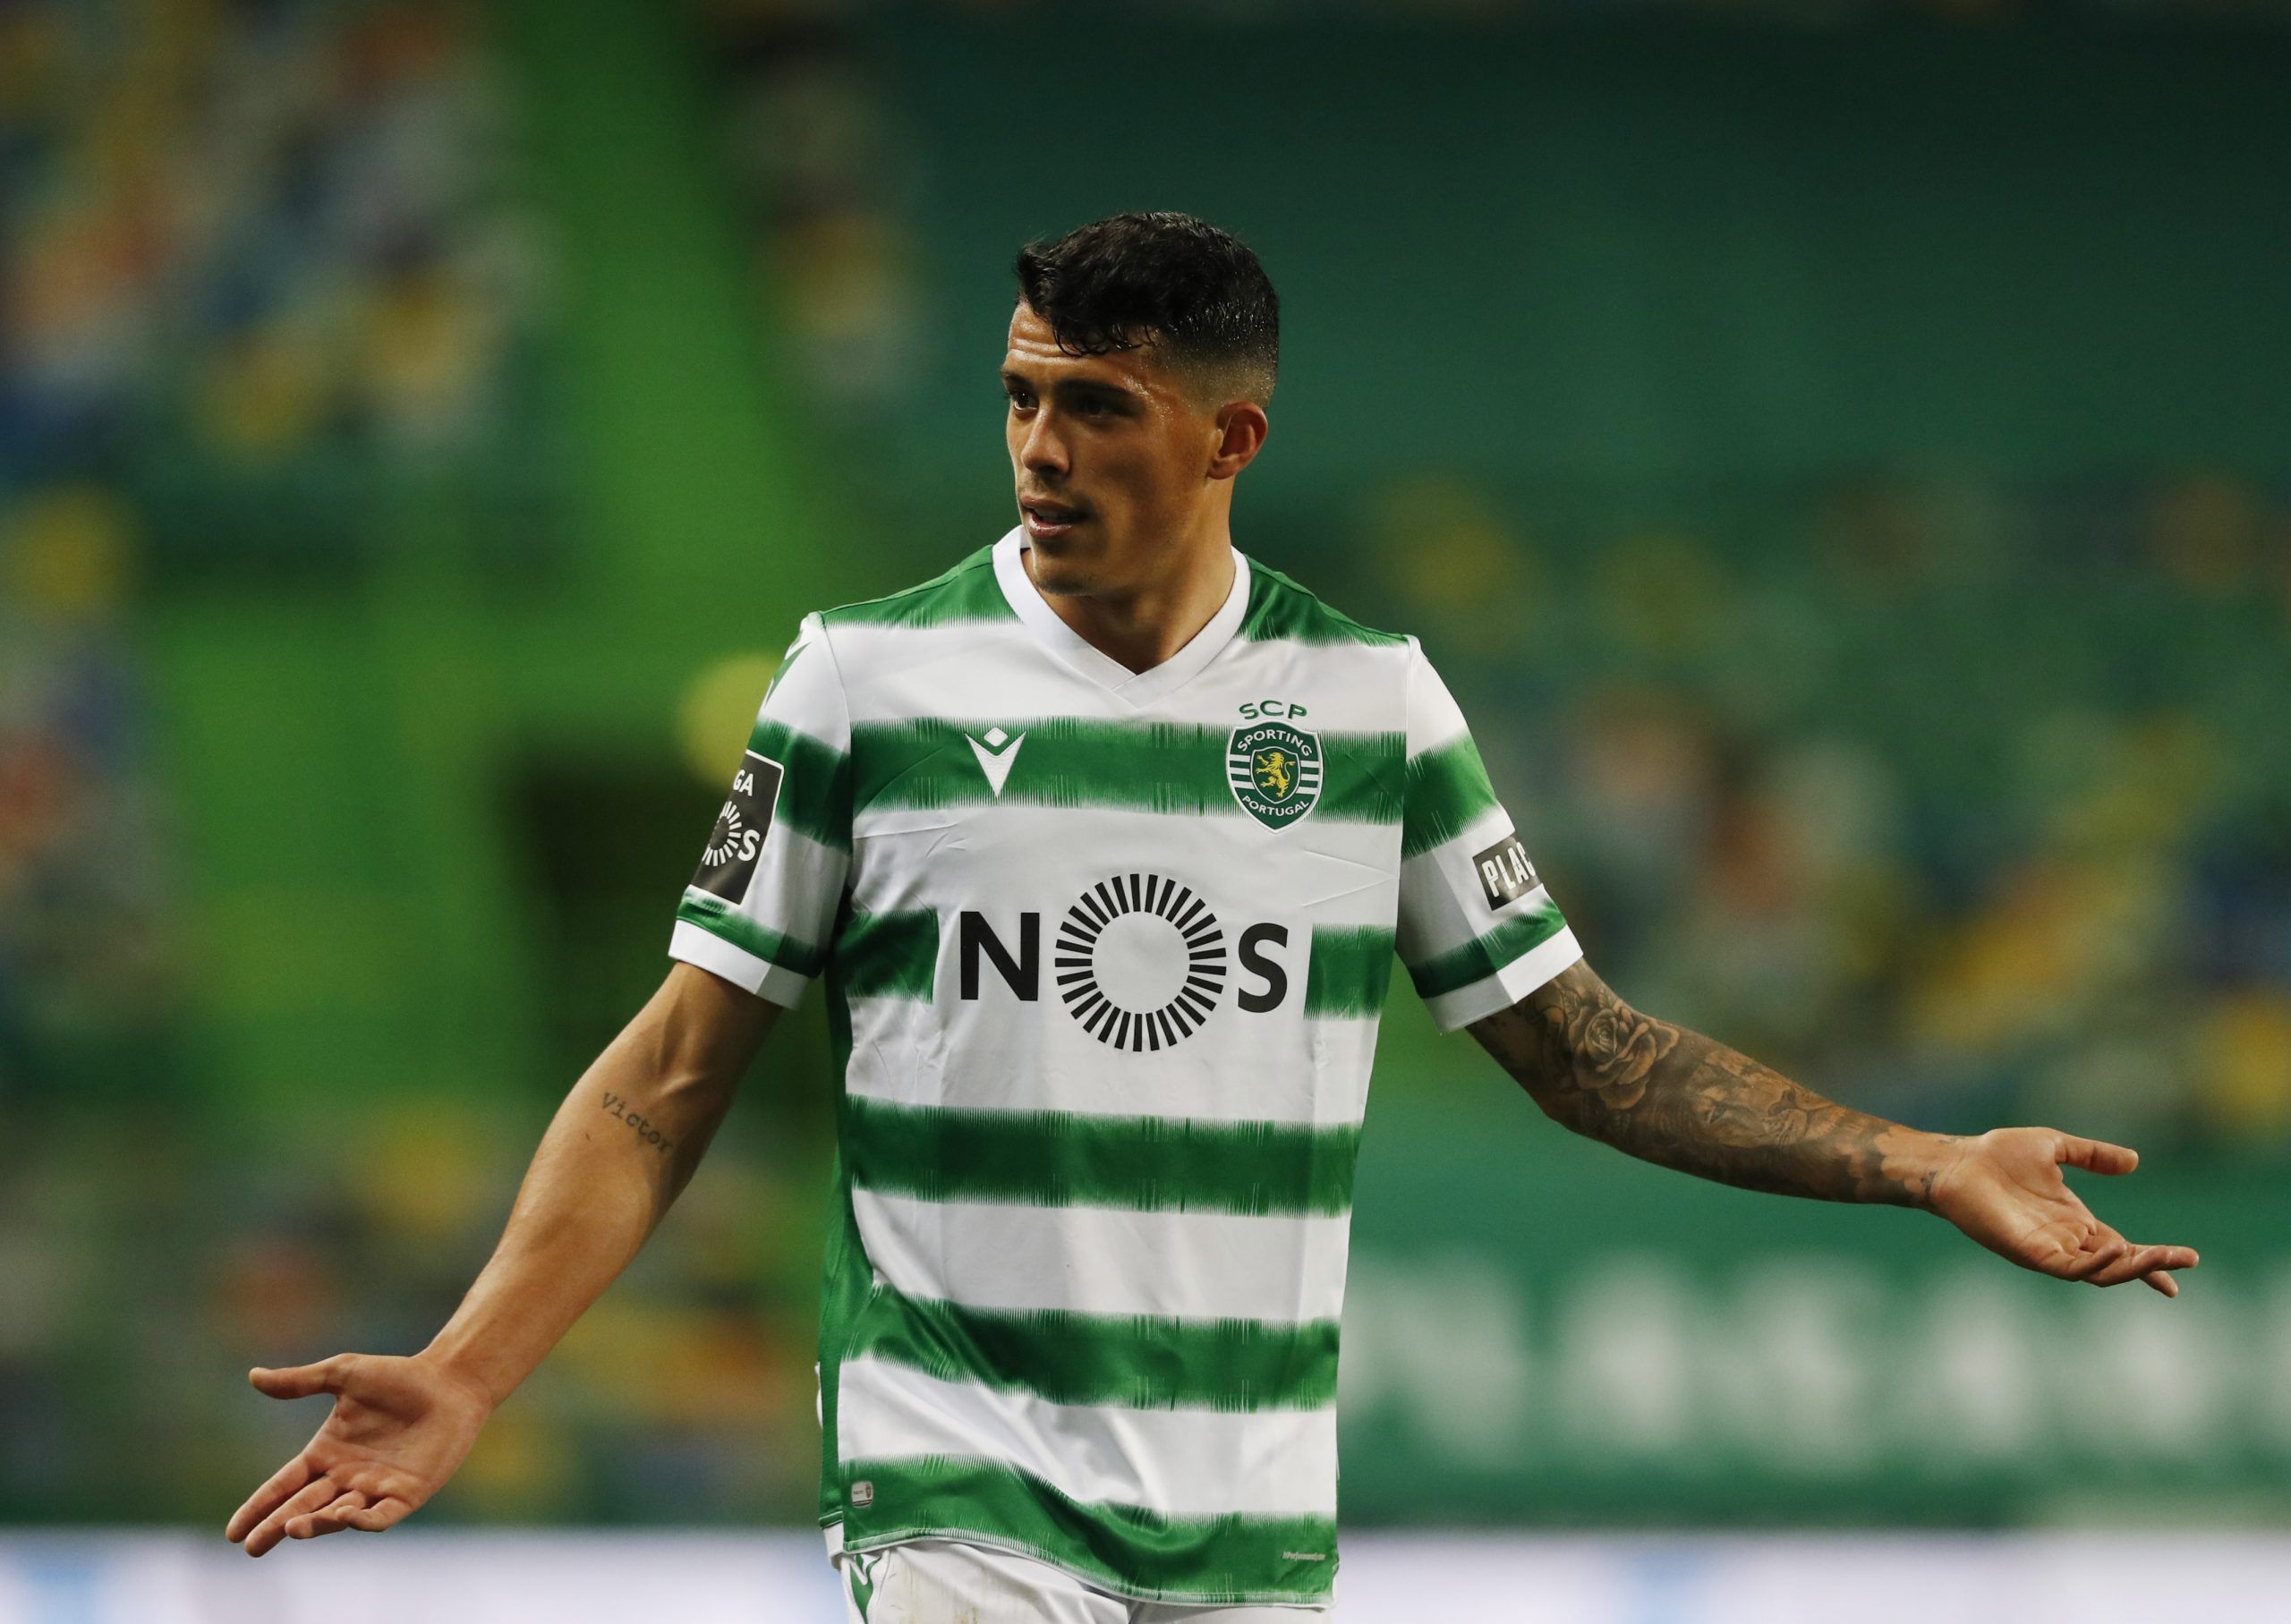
[669,527,1580,1610]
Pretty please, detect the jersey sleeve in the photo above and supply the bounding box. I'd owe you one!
[668,611,853,1008]
[1393,637,1582,1032]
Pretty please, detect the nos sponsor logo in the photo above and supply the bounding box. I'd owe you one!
[958,870,1297,1051]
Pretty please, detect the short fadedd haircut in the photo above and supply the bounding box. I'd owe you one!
[1013,211,1279,409]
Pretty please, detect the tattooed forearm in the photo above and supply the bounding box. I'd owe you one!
[598,1091,675,1156]
[1467,963,1959,1207]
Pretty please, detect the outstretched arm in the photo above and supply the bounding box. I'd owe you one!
[225,960,781,1554]
[1467,960,2200,1297]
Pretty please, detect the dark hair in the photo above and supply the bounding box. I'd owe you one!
[1014,211,1279,407]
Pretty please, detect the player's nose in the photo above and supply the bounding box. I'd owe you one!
[1018,409,1069,475]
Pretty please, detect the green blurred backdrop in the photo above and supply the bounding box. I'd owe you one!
[3,0,2288,1532]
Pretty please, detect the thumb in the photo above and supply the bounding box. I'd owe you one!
[249,1353,355,1399]
[2057,1134,2139,1176]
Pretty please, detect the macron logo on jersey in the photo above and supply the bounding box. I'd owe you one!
[965,727,1026,797]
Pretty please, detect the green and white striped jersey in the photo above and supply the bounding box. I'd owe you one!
[668,526,1580,1610]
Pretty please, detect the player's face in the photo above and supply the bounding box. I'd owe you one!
[1001,301,1227,596]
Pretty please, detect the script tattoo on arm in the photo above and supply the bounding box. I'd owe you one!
[1466,962,1955,1207]
[598,1091,675,1157]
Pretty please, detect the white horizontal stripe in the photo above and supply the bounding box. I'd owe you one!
[1395,802,1522,964]
[1419,923,1585,1033]
[851,800,1398,912]
[845,996,1380,1128]
[1307,1014,1381,1119]
[723,818,847,932]
[851,1189,1353,1323]
[1403,637,1473,760]
[761,613,853,750]
[836,1357,1338,1520]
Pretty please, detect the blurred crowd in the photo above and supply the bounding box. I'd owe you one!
[1353,470,2291,1154]
[701,0,920,420]
[2,0,2286,1535]
[1,0,550,578]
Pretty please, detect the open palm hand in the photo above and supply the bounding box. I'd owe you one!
[225,1352,495,1556]
[1926,1127,2200,1297]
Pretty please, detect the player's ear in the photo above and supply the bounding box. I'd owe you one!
[1207,400,1268,481]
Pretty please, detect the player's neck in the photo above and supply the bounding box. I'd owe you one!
[1021,529,1237,676]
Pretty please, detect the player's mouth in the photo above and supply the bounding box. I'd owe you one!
[1020,497,1090,540]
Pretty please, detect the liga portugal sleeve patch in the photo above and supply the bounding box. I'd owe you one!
[693,751,783,903]
[1471,833,1540,910]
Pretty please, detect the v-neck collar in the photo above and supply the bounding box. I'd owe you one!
[992,524,1252,710]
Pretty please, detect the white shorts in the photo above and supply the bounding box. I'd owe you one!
[832,1535,1328,1623]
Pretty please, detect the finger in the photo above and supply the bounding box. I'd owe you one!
[2057,1135,2138,1175]
[226,1456,312,1542]
[248,1354,357,1402]
[2085,1245,2159,1287]
[342,1497,414,1534]
[2098,1246,2199,1282]
[2143,1270,2179,1297]
[2088,1244,2200,1288]
[289,1489,369,1541]
[2063,1234,2129,1280]
[243,1475,338,1558]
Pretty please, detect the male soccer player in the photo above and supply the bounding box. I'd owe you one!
[226,213,2200,1620]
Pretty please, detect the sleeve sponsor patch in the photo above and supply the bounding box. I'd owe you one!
[693,751,783,903]
[1472,833,1541,910]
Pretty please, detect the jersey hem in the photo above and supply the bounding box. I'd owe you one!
[829,1523,1332,1612]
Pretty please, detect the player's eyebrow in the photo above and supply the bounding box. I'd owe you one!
[1001,368,1143,408]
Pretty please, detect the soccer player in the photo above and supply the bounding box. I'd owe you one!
[225,212,2201,1620]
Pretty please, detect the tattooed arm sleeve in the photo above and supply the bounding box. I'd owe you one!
[1466,960,1962,1207]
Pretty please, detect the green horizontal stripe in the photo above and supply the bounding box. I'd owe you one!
[836,909,938,999]
[1304,926,1395,1017]
[744,718,852,852]
[824,549,1014,628]
[852,717,1403,824]
[851,1287,1339,1411]
[677,890,826,977]
[844,1096,1358,1217]
[1401,735,1500,859]
[1404,901,1569,1000]
[839,1457,1336,1606]
[1237,561,1407,648]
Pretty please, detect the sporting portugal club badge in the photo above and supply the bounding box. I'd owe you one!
[1227,720,1324,829]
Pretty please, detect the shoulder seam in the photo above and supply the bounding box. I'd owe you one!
[806,611,856,737]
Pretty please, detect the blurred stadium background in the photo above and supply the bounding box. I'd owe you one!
[4,0,2289,1619]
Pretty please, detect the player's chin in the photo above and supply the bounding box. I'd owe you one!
[1025,525,1103,586]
